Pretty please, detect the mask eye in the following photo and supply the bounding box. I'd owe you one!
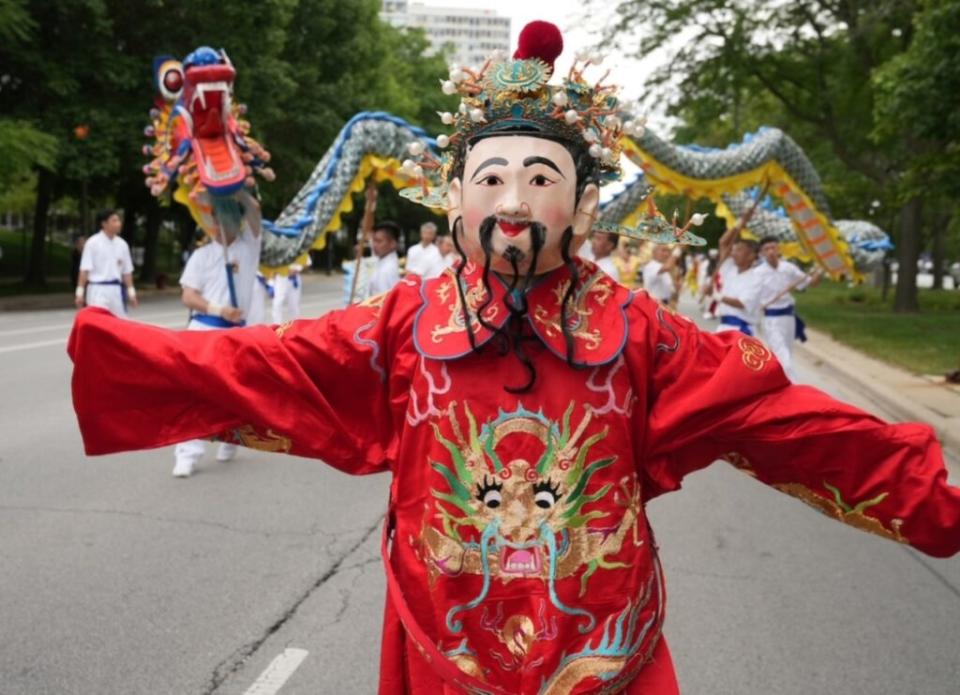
[163,69,183,94]
[476,476,503,509]
[532,479,562,509]
[477,174,502,186]
[158,60,184,102]
[530,174,553,187]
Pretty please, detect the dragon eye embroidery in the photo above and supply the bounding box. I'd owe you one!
[476,476,504,508]
[533,479,562,509]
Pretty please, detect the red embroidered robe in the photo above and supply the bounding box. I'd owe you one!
[68,259,960,694]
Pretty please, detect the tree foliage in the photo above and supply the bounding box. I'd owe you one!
[872,0,960,201]
[599,0,958,309]
[0,0,453,284]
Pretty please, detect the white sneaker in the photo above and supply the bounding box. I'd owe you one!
[172,458,196,478]
[216,443,238,462]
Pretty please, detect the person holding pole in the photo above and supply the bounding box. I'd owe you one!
[755,236,823,381]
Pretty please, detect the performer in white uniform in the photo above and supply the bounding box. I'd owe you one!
[172,224,260,477]
[365,221,401,297]
[76,210,138,317]
[405,221,445,280]
[642,244,678,305]
[589,230,621,282]
[248,271,272,326]
[272,257,310,324]
[715,239,762,335]
[756,236,823,380]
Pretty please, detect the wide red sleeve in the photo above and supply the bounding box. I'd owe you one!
[630,297,960,558]
[68,283,420,475]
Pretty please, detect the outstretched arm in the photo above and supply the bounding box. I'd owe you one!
[716,224,739,267]
[68,282,419,474]
[635,301,960,558]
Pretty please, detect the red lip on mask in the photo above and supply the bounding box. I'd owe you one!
[498,220,530,238]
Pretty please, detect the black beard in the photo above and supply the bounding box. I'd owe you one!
[457,215,554,394]
[502,245,524,264]
[478,216,548,272]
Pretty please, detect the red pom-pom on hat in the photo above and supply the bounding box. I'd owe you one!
[513,21,563,70]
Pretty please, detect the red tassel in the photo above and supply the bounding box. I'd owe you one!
[513,21,564,70]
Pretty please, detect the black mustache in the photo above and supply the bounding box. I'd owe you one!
[479,216,548,247]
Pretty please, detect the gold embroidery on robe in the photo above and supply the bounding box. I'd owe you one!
[738,337,772,371]
[232,425,292,453]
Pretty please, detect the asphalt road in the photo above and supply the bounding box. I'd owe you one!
[0,277,957,695]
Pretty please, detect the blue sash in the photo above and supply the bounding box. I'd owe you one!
[89,279,127,311]
[190,313,245,328]
[764,306,794,317]
[256,273,275,299]
[290,274,300,290]
[719,315,753,336]
[763,306,807,342]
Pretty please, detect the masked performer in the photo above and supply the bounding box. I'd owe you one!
[68,22,958,695]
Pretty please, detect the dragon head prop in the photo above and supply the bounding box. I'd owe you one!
[143,46,274,241]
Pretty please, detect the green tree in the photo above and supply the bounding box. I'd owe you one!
[1,0,454,287]
[599,0,932,310]
[872,0,960,291]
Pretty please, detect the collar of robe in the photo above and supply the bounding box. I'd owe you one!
[413,256,633,367]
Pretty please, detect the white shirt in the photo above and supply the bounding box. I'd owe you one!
[642,260,675,302]
[717,257,762,324]
[367,251,400,297]
[79,231,134,282]
[180,229,260,315]
[440,253,456,269]
[577,244,595,262]
[406,243,445,280]
[755,260,810,311]
[594,255,621,283]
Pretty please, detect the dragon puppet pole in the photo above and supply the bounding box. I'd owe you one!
[731,180,770,238]
[762,268,824,310]
[348,181,379,305]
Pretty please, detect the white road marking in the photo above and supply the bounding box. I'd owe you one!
[0,309,192,337]
[0,321,184,354]
[242,648,310,695]
[0,338,68,354]
[0,296,341,354]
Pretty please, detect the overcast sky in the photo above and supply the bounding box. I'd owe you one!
[411,0,664,196]
[410,0,663,107]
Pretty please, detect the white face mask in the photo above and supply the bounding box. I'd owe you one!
[446,135,599,277]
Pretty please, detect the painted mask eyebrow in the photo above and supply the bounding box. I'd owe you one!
[469,157,509,182]
[522,156,564,178]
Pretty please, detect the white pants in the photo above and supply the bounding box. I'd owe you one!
[272,276,302,324]
[715,323,754,334]
[85,283,126,317]
[248,279,268,326]
[175,319,233,465]
[762,315,797,381]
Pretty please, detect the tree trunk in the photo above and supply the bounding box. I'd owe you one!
[139,203,162,284]
[24,168,53,287]
[931,214,946,291]
[893,196,922,313]
[120,189,139,245]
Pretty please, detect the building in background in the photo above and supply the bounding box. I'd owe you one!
[380,1,511,69]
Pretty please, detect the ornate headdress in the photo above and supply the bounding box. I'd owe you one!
[400,21,706,246]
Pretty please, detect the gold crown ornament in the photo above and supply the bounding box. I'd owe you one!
[399,21,706,246]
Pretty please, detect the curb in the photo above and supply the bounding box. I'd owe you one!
[0,272,343,313]
[797,328,960,466]
[0,286,181,312]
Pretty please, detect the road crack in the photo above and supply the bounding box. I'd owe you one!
[0,504,350,541]
[202,514,384,694]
